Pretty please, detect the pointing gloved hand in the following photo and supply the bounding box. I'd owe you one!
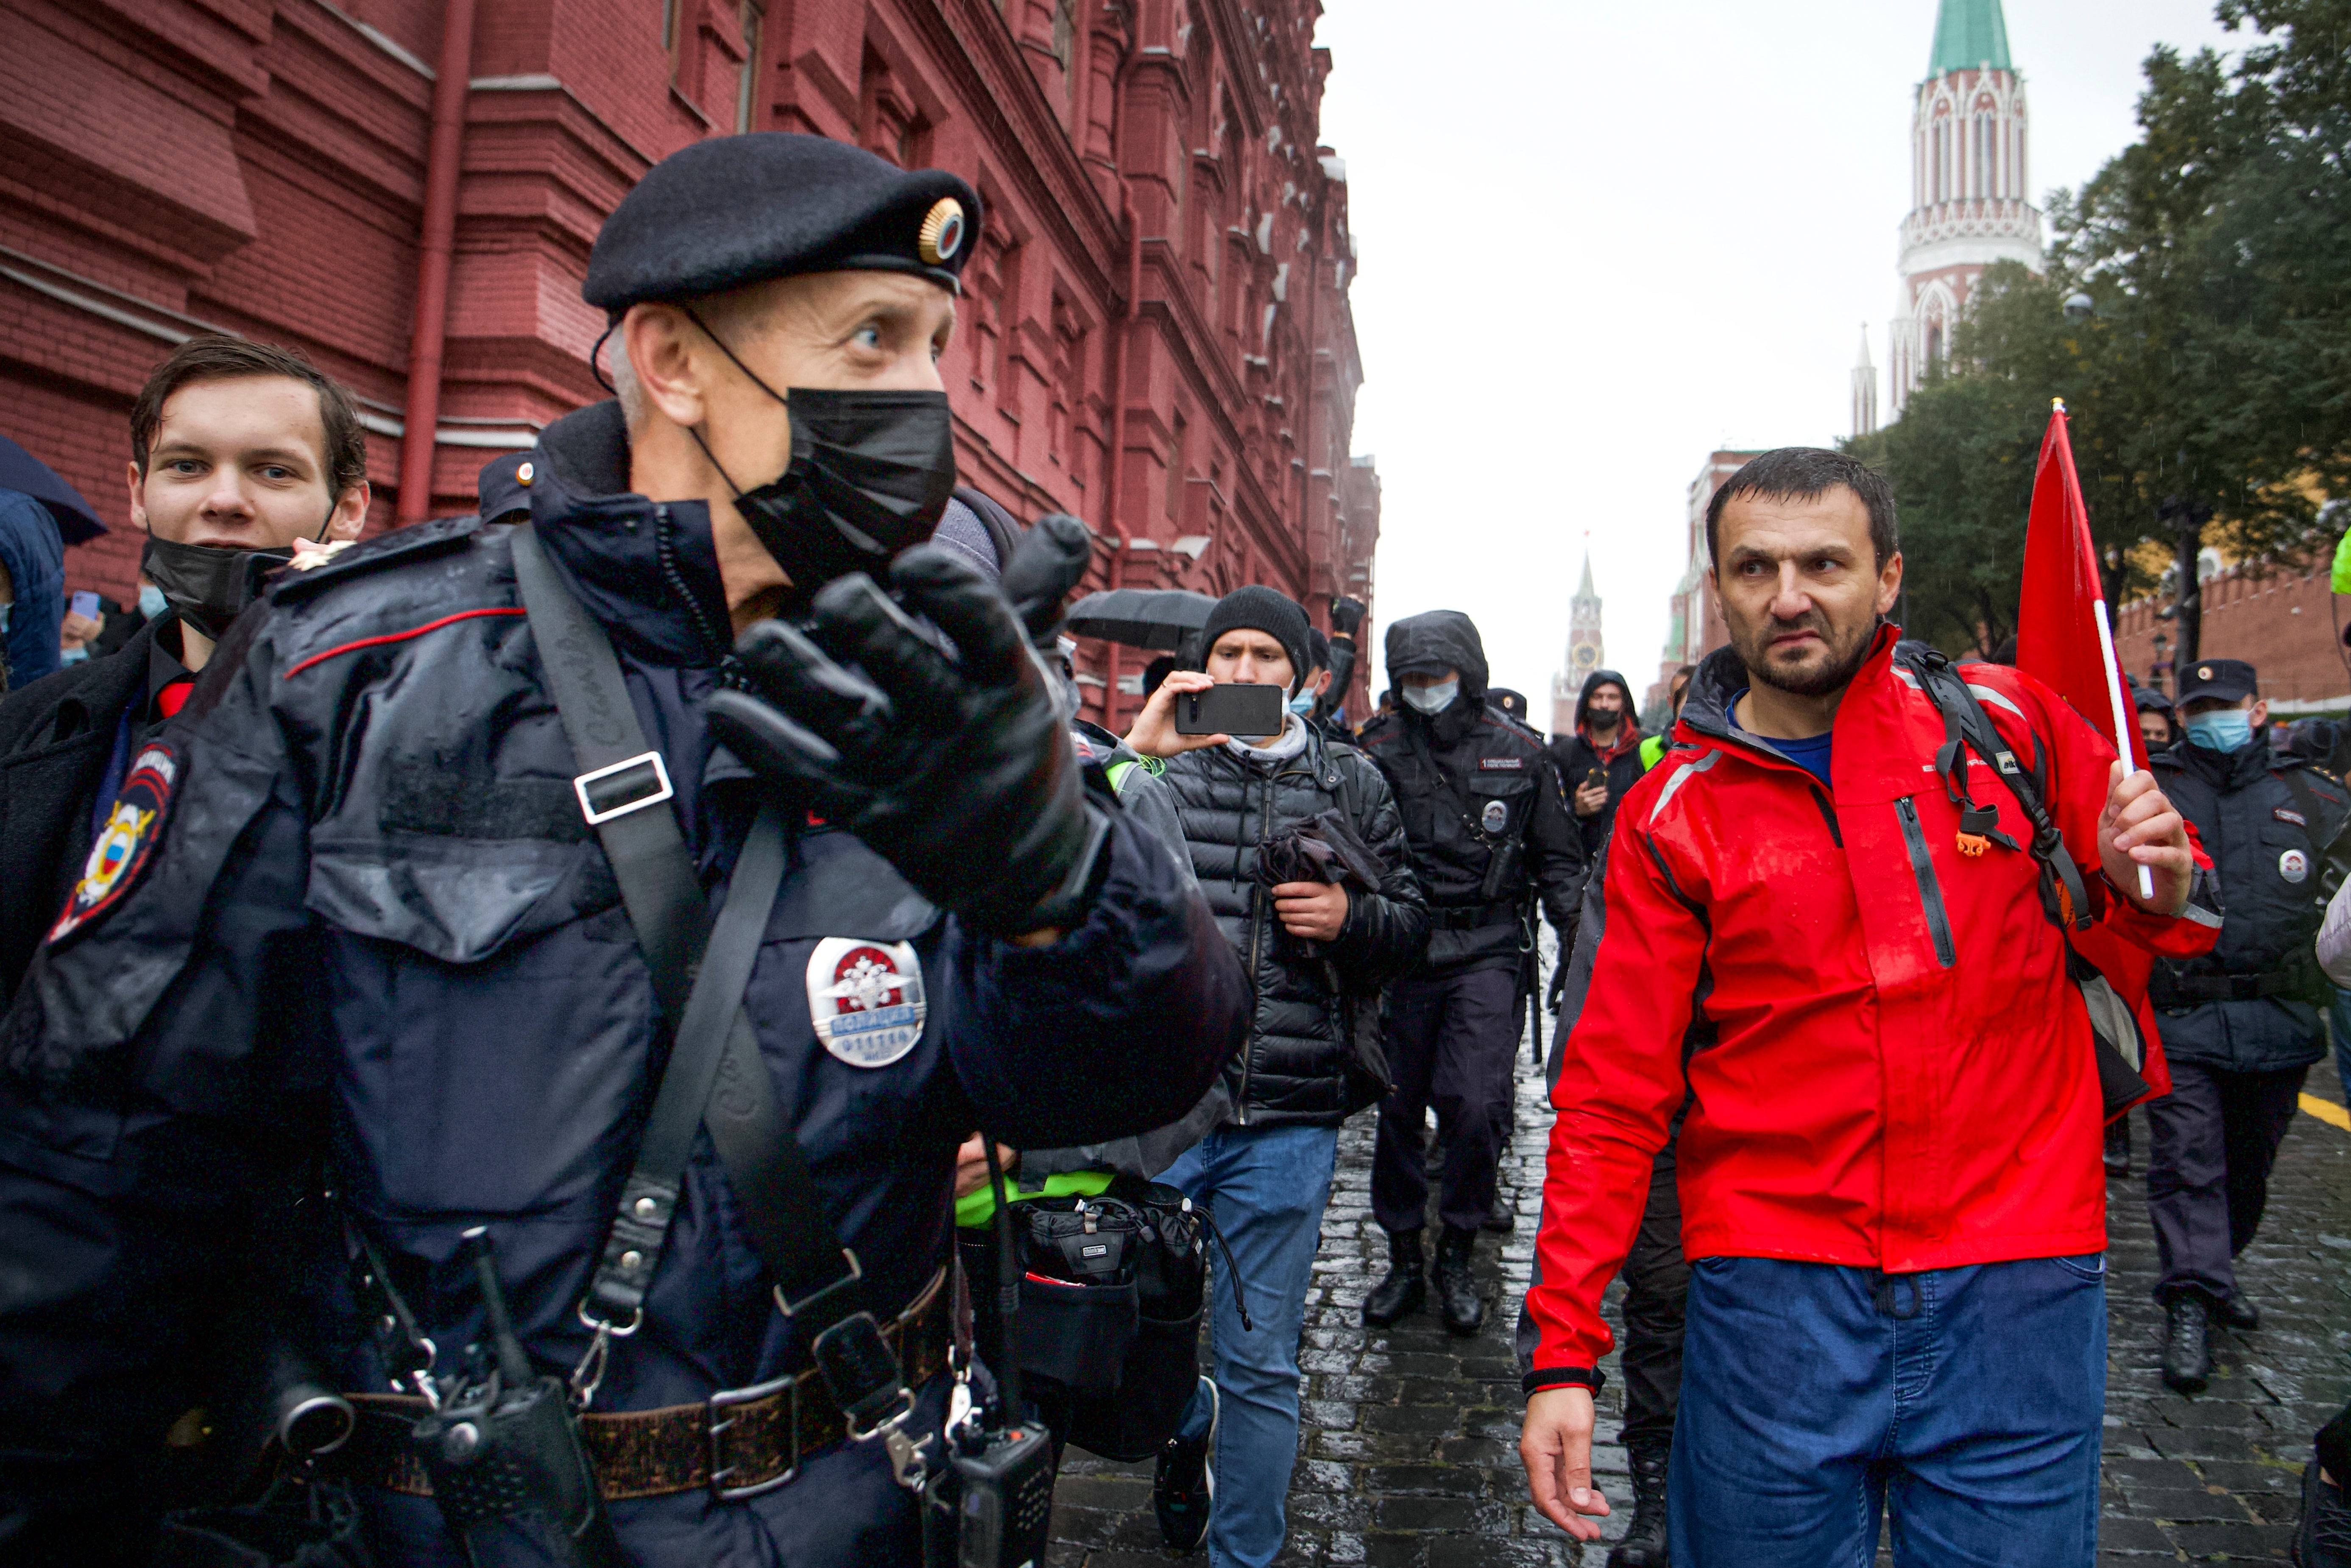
[999,513,1095,647]
[707,543,1110,940]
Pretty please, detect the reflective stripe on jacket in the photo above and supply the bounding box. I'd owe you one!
[1523,628,2220,1385]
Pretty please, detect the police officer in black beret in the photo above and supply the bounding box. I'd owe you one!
[0,132,1245,1566]
[2145,657,2350,1392]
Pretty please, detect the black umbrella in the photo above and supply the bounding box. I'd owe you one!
[0,432,105,544]
[1063,587,1216,651]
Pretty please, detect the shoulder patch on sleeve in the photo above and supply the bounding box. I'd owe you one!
[49,742,178,945]
[268,513,486,605]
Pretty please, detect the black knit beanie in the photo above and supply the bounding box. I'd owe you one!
[1200,585,1312,688]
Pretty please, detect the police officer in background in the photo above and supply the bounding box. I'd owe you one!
[1357,611,1585,1333]
[2147,658,2351,1392]
[0,133,1245,1566]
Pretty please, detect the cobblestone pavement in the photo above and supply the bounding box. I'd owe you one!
[1049,1047,2351,1565]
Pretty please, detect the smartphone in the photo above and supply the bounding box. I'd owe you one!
[1584,768,1606,790]
[1175,683,1286,738]
[70,591,100,622]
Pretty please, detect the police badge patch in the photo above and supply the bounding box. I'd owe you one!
[1481,799,1509,833]
[50,742,178,944]
[2280,848,2311,884]
[806,937,927,1068]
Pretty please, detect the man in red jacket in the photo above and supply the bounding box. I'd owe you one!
[1517,449,2217,1566]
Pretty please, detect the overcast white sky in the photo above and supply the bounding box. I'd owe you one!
[1315,0,2243,718]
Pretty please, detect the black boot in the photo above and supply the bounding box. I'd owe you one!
[2164,1294,2213,1394]
[1606,1444,1671,1568]
[2103,1118,2131,1178]
[1361,1230,1425,1327]
[1433,1225,1485,1336]
[1482,1190,1516,1234]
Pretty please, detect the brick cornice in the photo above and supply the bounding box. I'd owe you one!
[901,0,1120,299]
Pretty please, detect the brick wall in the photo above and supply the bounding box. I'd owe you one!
[2113,558,2351,715]
[0,0,1378,729]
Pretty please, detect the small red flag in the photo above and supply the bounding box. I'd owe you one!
[2014,401,2137,770]
[2011,399,2173,1108]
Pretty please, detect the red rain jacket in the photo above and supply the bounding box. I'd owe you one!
[1523,631,2220,1390]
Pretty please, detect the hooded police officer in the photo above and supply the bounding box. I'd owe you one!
[2146,658,2351,1393]
[1354,611,1585,1334]
[0,133,1245,1566]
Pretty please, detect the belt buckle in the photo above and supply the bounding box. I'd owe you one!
[707,1371,798,1501]
[574,751,674,826]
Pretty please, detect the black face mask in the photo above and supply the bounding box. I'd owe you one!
[682,310,957,610]
[142,533,297,640]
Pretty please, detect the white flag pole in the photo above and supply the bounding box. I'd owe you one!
[2092,596,2157,901]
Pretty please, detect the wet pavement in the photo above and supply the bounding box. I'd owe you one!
[1048,1052,2351,1565]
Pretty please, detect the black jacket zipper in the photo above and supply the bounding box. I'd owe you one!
[1895,796,1957,968]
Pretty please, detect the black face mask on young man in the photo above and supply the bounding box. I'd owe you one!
[141,533,299,640]
[683,310,958,611]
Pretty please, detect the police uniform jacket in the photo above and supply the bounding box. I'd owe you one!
[1357,617,1585,974]
[0,401,1247,1564]
[2149,736,2350,1073]
[1157,723,1427,1126]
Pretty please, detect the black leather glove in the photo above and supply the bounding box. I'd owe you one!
[999,513,1094,647]
[707,544,1109,938]
[1329,595,1367,639]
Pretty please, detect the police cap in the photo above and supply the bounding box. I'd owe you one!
[583,133,983,312]
[2176,658,2258,706]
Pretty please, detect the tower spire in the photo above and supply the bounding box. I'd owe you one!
[1928,0,2012,78]
[1852,324,1878,438]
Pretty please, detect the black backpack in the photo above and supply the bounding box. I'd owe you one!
[1894,644,2156,1118]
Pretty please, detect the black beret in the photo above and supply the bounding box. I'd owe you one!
[583,133,983,311]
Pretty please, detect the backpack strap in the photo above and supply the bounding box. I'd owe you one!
[1894,644,2093,933]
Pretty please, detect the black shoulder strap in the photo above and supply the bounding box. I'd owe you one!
[1896,644,2093,933]
[508,528,871,1364]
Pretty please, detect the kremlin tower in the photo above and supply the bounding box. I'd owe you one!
[1885,0,2044,419]
[1550,553,1607,736]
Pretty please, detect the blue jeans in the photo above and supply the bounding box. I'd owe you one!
[1160,1122,1340,1568]
[1671,1254,2108,1568]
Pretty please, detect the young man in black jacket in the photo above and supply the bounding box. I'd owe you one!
[1124,584,1428,1566]
[1545,668,1644,858]
[0,336,368,1003]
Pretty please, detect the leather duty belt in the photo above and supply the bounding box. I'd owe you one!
[340,1268,951,1503]
[2161,971,2302,1002]
[1427,900,1522,931]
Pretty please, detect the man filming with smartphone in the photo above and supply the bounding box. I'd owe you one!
[1546,669,1645,857]
[1122,585,1428,1567]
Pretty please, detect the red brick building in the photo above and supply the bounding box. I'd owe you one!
[0,0,1378,726]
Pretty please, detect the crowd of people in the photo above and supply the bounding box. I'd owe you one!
[0,131,2344,1568]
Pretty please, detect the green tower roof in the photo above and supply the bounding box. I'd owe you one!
[1927,0,2013,78]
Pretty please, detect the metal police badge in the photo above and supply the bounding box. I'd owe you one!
[806,937,927,1068]
[2280,848,2312,884]
[1480,799,1509,834]
[50,742,178,944]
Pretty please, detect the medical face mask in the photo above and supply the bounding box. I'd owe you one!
[681,311,956,610]
[1401,678,1459,716]
[2184,708,2254,753]
[1287,687,1317,717]
[138,582,167,619]
[142,533,298,639]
